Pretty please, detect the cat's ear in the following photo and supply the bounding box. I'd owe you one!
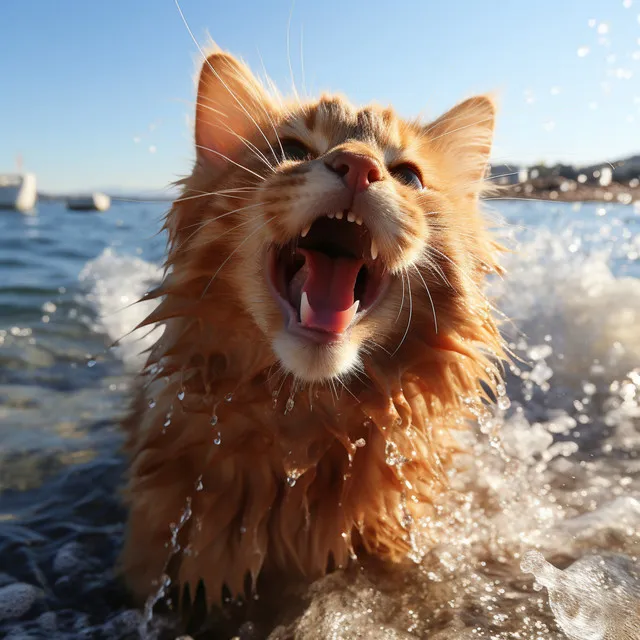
[195,51,273,167]
[424,95,496,191]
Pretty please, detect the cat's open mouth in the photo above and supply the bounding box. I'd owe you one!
[267,213,389,343]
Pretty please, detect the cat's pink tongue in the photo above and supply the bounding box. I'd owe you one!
[297,249,362,333]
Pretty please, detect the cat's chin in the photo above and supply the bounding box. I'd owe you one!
[272,329,362,383]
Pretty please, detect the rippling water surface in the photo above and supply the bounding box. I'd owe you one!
[0,200,639,639]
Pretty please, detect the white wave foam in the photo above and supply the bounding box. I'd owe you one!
[74,208,640,638]
[492,223,640,392]
[78,248,163,371]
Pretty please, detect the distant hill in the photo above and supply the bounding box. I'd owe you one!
[38,186,179,202]
[104,187,179,202]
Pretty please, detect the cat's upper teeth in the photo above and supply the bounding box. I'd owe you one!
[322,211,362,224]
[301,212,376,259]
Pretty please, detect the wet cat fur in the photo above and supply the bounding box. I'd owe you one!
[120,48,506,609]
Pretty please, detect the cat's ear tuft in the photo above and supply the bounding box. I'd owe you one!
[195,52,273,168]
[424,95,496,192]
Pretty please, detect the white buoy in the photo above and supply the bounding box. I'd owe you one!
[67,193,111,212]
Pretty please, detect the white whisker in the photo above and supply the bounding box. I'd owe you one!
[299,24,307,97]
[175,202,264,251]
[173,187,258,204]
[194,144,266,181]
[392,268,413,356]
[413,265,438,333]
[196,107,276,172]
[189,216,263,251]
[482,171,522,183]
[275,370,290,403]
[200,217,273,299]
[427,245,482,293]
[395,269,406,323]
[330,378,339,403]
[174,0,279,163]
[422,252,454,290]
[286,0,300,103]
[337,377,359,403]
[254,49,286,162]
[428,116,494,143]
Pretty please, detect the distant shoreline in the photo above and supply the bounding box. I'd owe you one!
[498,181,640,204]
[36,185,640,206]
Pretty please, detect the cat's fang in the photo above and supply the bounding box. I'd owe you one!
[300,291,312,325]
[301,224,311,238]
[370,239,379,260]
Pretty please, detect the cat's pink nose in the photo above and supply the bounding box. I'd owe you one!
[327,152,383,193]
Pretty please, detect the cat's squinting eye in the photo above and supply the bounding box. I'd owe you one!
[279,139,312,162]
[391,164,424,190]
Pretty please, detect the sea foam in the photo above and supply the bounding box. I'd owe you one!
[78,247,163,370]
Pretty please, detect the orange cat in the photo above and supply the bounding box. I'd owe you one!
[120,48,505,610]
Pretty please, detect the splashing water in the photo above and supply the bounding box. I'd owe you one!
[2,200,640,639]
[266,202,640,639]
[521,551,640,639]
[78,248,163,370]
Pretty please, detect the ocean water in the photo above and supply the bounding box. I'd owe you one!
[0,199,639,639]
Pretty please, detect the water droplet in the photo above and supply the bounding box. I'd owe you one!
[401,511,414,529]
[148,399,156,408]
[285,397,295,413]
[210,415,218,426]
[213,432,222,445]
[177,390,185,401]
[163,417,171,428]
[286,476,297,487]
[498,396,511,411]
[354,438,366,448]
[385,440,407,467]
[87,360,96,368]
[224,393,233,402]
[195,477,203,491]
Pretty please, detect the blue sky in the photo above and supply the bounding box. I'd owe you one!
[1,0,639,193]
